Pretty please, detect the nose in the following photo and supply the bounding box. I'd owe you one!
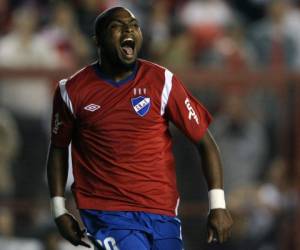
[124,23,133,33]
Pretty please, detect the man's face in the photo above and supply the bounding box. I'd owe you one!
[101,9,143,68]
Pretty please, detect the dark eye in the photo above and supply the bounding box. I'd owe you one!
[109,23,122,29]
[132,22,139,28]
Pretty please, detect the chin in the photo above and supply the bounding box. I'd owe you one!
[118,57,137,69]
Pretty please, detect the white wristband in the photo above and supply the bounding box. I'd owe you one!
[208,189,226,210]
[50,196,68,218]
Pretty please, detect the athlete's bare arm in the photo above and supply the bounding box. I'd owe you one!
[47,144,90,248]
[47,145,68,197]
[196,130,233,244]
[197,130,223,189]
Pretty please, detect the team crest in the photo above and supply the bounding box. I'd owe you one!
[131,96,151,117]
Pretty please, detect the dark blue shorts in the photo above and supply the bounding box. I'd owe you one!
[80,210,183,250]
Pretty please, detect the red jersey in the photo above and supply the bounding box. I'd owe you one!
[51,59,212,216]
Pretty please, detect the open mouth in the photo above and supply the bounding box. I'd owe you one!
[120,38,135,57]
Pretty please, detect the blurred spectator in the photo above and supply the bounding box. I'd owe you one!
[0,108,20,197]
[0,5,60,117]
[0,207,42,250]
[199,22,256,69]
[226,0,267,23]
[179,0,234,64]
[247,86,281,172]
[0,5,60,200]
[148,1,171,61]
[211,93,268,193]
[228,157,297,250]
[0,237,42,250]
[282,2,300,69]
[250,0,298,69]
[159,25,194,70]
[76,0,103,36]
[42,1,92,69]
[180,0,233,28]
[0,0,12,35]
[0,207,14,237]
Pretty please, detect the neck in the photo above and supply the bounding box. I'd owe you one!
[98,58,136,82]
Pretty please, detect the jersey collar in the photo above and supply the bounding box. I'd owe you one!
[93,61,139,87]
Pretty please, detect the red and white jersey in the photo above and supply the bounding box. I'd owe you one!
[51,59,212,216]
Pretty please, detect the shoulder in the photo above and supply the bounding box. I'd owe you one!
[68,63,95,84]
[58,63,95,92]
[138,59,176,85]
[139,59,174,74]
[55,63,95,112]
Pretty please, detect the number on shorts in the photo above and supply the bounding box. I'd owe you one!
[96,237,119,250]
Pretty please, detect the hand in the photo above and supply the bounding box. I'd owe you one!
[55,213,91,248]
[207,209,233,244]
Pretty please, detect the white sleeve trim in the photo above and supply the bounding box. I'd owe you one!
[175,197,180,215]
[59,79,75,116]
[160,69,173,116]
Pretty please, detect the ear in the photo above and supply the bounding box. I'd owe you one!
[93,35,100,47]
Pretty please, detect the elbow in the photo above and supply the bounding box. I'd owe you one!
[196,130,220,154]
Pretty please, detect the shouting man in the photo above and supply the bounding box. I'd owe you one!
[47,7,233,250]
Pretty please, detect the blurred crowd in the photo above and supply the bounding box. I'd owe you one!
[0,0,299,250]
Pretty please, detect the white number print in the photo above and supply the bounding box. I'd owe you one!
[96,237,119,250]
[185,98,199,124]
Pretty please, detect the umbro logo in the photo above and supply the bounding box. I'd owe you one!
[84,104,101,112]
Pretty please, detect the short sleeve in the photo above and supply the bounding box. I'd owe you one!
[165,75,212,143]
[50,83,75,147]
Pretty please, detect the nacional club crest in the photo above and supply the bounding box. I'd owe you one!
[131,96,151,117]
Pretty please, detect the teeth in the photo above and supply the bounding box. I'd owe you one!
[122,38,134,43]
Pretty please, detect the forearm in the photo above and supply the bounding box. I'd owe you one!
[46,144,69,197]
[196,130,223,189]
[46,145,90,247]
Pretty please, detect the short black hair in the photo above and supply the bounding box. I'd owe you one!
[94,7,126,44]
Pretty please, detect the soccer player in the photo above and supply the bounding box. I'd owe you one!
[47,7,233,250]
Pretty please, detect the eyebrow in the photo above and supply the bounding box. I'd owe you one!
[109,18,138,25]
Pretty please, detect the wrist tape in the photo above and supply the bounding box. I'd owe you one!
[208,189,226,210]
[51,196,68,218]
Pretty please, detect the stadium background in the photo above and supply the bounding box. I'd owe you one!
[0,0,299,249]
